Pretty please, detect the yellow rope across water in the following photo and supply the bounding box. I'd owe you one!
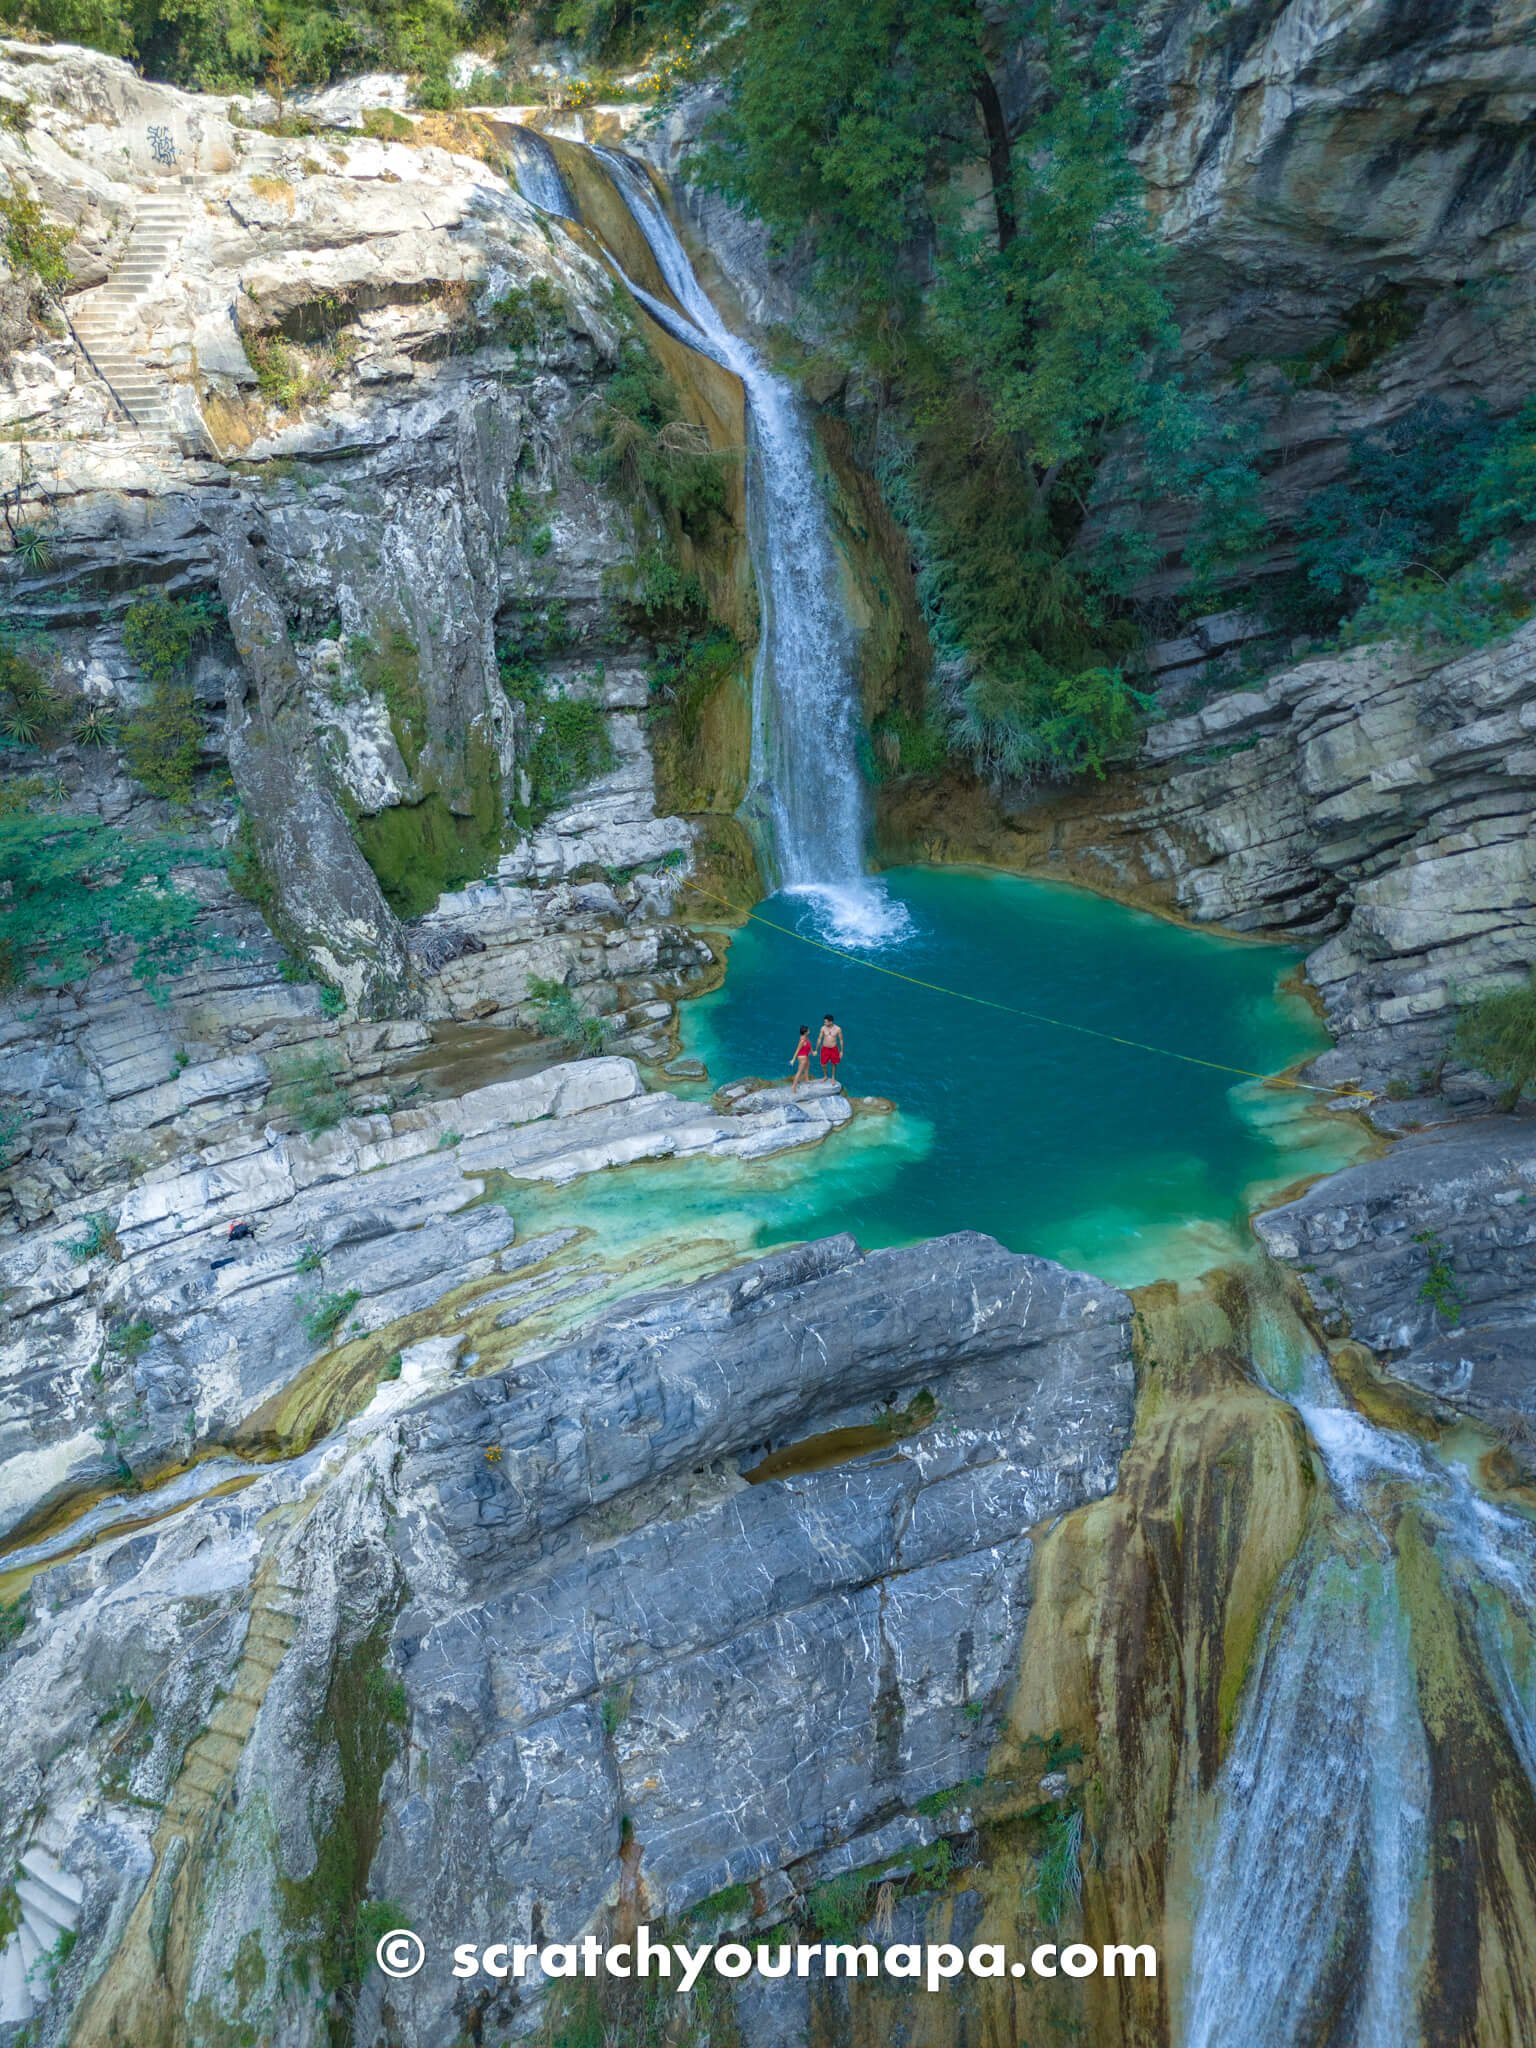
[679,875,1344,1095]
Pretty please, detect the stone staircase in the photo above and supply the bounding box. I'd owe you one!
[0,1570,298,2029]
[68,184,200,439]
[160,1568,300,1833]
[0,1827,84,2026]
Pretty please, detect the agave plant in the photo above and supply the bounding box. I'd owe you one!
[73,702,119,747]
[0,700,45,744]
[10,523,53,570]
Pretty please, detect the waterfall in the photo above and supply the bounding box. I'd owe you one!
[1185,1324,1536,2046]
[504,128,574,219]
[514,132,906,945]
[1184,1536,1430,2048]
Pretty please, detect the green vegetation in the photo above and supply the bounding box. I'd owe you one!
[701,0,1535,776]
[359,104,413,141]
[1028,1806,1084,1925]
[487,274,567,350]
[1413,1229,1463,1328]
[349,625,426,766]
[295,1241,324,1274]
[689,1880,752,1926]
[269,1049,352,1135]
[805,1870,871,1942]
[227,810,278,925]
[278,1621,407,2021]
[594,334,732,536]
[65,1210,116,1262]
[106,1315,155,1361]
[600,1679,633,1735]
[248,313,357,414]
[0,807,216,992]
[869,704,950,781]
[121,593,218,803]
[298,1285,363,1347]
[97,1685,156,1796]
[354,783,502,917]
[913,1774,984,1819]
[0,629,60,744]
[0,0,706,102]
[1455,970,1536,1110]
[0,178,72,290]
[1284,396,1536,650]
[122,592,217,687]
[700,0,1203,783]
[525,695,615,814]
[526,973,605,1054]
[0,1592,27,1651]
[499,648,616,827]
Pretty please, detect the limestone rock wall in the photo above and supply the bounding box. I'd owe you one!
[0,43,760,1238]
[884,619,1536,1084]
[0,1232,1132,2048]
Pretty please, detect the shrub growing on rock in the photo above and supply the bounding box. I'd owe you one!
[1454,972,1536,1111]
[122,592,218,803]
[594,335,732,535]
[269,1049,352,1135]
[0,179,71,291]
[0,631,60,745]
[526,975,605,1054]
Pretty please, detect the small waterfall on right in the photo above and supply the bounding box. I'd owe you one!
[1183,1533,1430,2046]
[1184,1314,1536,2047]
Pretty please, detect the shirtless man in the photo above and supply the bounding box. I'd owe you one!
[816,1013,844,1082]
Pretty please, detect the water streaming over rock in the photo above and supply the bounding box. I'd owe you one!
[504,127,574,219]
[514,133,905,945]
[1186,1314,1536,2047]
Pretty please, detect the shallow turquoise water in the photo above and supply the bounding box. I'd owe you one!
[516,868,1370,1290]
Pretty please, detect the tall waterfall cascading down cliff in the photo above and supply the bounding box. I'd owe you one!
[517,138,907,945]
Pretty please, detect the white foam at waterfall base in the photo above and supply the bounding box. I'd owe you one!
[586,146,909,949]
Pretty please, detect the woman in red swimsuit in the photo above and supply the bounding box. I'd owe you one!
[816,1013,844,1079]
[789,1024,812,1092]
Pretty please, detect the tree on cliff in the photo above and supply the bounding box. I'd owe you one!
[704,0,1183,781]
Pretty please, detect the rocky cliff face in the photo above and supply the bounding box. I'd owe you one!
[3,14,1536,2048]
[0,1233,1133,2048]
[883,617,1536,1088]
[0,42,754,1242]
[1101,0,1536,597]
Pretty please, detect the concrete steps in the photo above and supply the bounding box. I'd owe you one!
[68,185,201,438]
[157,1574,299,1835]
[0,1834,83,2025]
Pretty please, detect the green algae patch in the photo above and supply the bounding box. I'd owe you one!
[818,414,933,732]
[278,1617,408,2029]
[354,783,500,919]
[744,1388,938,1483]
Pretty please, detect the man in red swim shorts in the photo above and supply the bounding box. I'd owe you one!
[816,1013,844,1080]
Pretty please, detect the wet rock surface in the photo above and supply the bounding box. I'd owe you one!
[1257,1116,1536,1432]
[0,1054,869,1544]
